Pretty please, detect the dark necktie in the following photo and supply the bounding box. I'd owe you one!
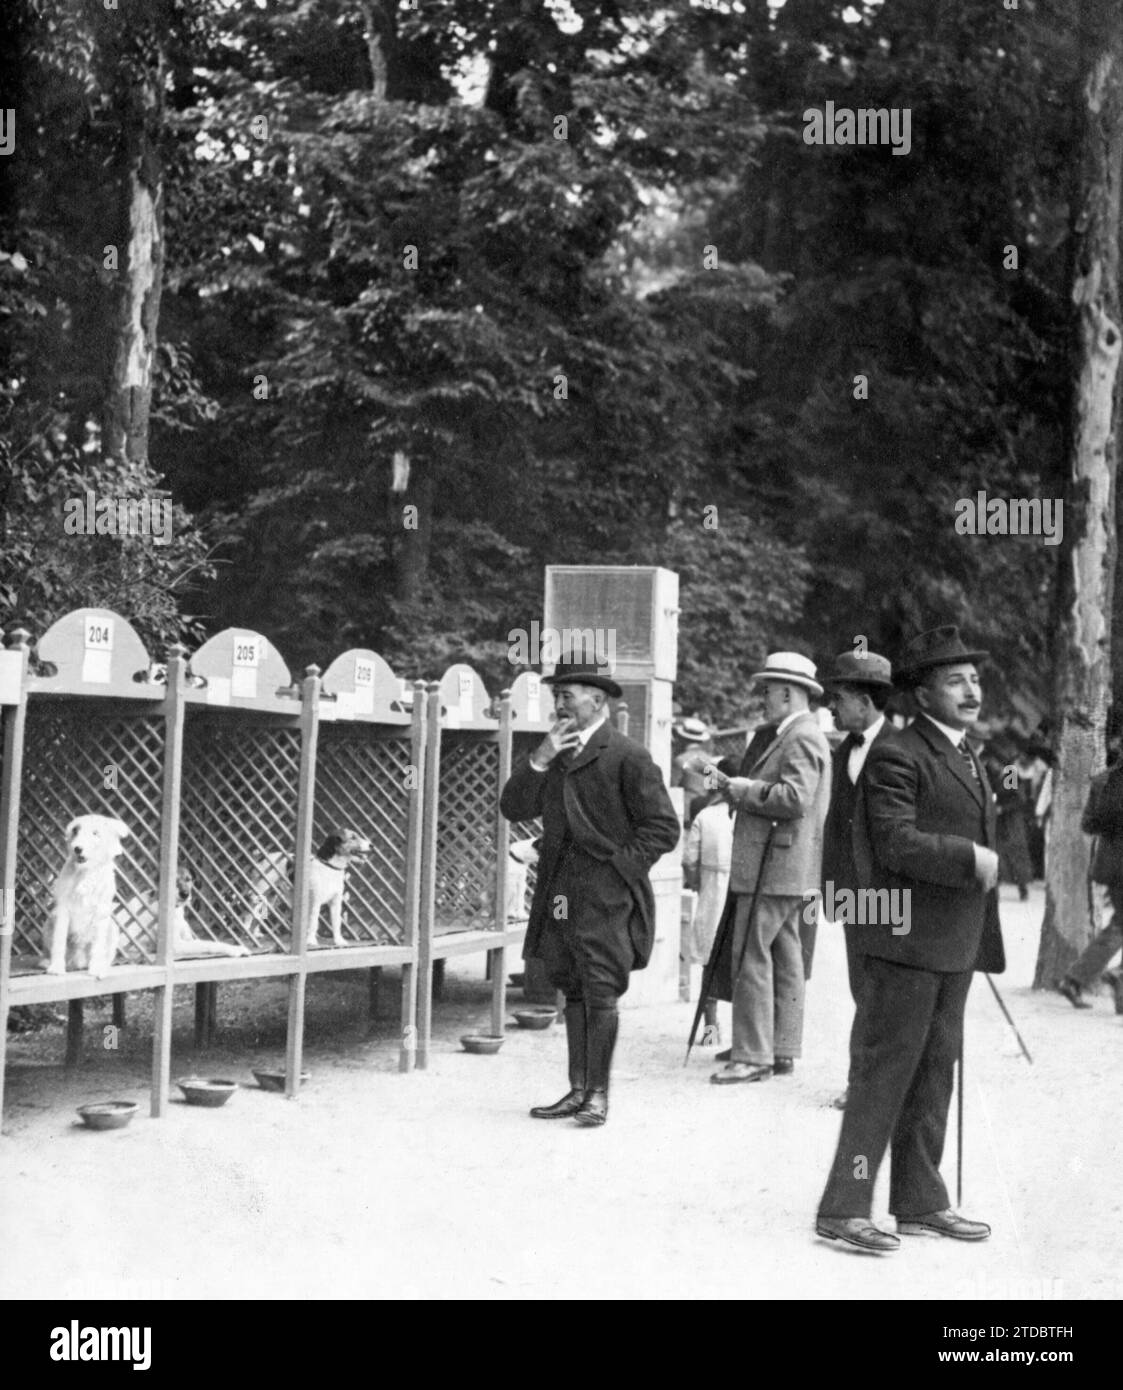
[849,732,866,749]
[957,741,979,781]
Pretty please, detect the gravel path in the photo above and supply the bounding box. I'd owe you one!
[1,885,1117,1300]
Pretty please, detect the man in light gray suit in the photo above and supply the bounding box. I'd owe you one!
[707,653,831,1084]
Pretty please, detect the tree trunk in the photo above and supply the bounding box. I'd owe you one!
[102,48,166,466]
[360,1,391,102]
[392,456,434,605]
[1035,0,1123,988]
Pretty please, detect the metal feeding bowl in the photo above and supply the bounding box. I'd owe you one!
[77,1100,138,1131]
[253,1069,310,1092]
[178,1077,237,1107]
[461,1034,505,1055]
[513,1007,557,1031]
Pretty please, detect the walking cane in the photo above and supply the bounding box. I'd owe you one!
[684,822,778,1065]
[984,973,1034,1063]
[956,1040,964,1208]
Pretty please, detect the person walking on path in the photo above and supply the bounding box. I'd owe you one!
[1058,736,1123,1012]
[682,758,738,1046]
[815,627,1005,1254]
[499,655,680,1127]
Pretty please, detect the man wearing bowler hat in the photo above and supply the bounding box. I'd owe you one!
[706,652,831,1085]
[818,648,897,1108]
[499,654,679,1126]
[816,626,1005,1253]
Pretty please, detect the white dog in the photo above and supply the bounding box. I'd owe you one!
[46,815,130,977]
[243,830,372,948]
[507,838,538,921]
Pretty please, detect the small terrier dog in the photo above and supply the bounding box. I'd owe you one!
[119,868,250,958]
[243,829,372,948]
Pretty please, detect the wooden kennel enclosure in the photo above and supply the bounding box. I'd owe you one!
[2,607,561,1126]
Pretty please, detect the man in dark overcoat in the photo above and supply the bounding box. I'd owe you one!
[816,627,1005,1253]
[499,656,679,1126]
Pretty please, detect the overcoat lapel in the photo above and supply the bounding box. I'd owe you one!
[566,719,611,775]
[915,716,986,807]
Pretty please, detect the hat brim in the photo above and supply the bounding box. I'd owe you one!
[541,672,623,699]
[751,671,824,699]
[824,673,895,690]
[674,727,709,742]
[897,650,989,683]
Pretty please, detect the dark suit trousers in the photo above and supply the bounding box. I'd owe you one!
[819,957,972,1219]
[843,924,868,1006]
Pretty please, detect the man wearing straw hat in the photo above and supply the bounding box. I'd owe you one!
[706,652,831,1086]
[816,626,1005,1253]
[499,654,679,1127]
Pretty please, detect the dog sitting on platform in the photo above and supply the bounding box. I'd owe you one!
[243,829,372,948]
[45,814,130,977]
[119,868,250,959]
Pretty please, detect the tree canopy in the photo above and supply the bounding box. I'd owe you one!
[0,0,1086,725]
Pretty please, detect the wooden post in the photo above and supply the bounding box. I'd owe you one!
[112,994,127,1029]
[489,688,513,1037]
[0,628,30,1130]
[286,665,320,1097]
[416,680,442,1069]
[66,1000,84,1068]
[151,642,187,1116]
[398,681,427,1072]
[194,984,209,1048]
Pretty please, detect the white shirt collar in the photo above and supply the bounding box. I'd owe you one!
[775,709,806,738]
[846,714,885,783]
[921,713,966,748]
[575,710,608,749]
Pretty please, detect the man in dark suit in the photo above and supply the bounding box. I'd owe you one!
[816,627,1005,1253]
[818,649,896,1108]
[499,656,679,1126]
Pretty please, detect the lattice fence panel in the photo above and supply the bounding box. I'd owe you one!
[14,706,163,965]
[179,719,300,952]
[435,736,500,933]
[509,732,544,919]
[313,727,413,945]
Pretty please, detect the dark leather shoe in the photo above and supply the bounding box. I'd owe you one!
[897,1209,991,1241]
[574,1089,608,1126]
[815,1216,899,1253]
[714,1048,732,1062]
[772,1056,794,1075]
[530,1088,586,1119]
[1057,977,1091,1009]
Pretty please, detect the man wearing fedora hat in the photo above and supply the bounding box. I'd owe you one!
[499,655,679,1126]
[706,652,831,1085]
[819,649,897,1108]
[816,626,1005,1253]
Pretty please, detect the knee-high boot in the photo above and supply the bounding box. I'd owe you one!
[529,1002,587,1119]
[575,1006,618,1127]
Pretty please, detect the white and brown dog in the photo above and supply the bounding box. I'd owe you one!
[46,815,130,977]
[119,868,250,959]
[244,830,372,948]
